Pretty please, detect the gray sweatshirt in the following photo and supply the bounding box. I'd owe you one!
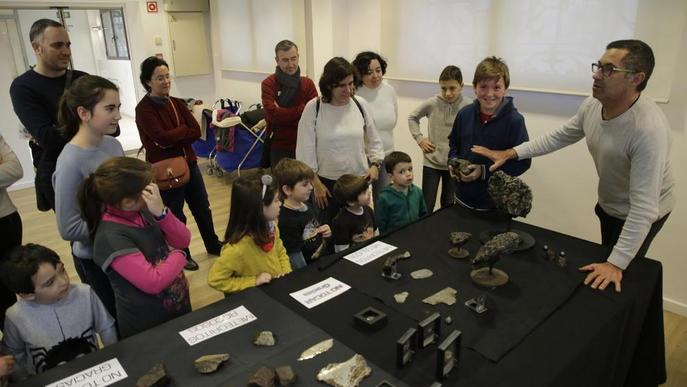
[2,283,117,375]
[408,94,472,170]
[515,95,674,270]
[53,136,124,259]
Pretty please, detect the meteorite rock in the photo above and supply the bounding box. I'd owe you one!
[449,232,471,245]
[317,354,372,387]
[136,363,170,387]
[422,287,458,306]
[248,366,276,387]
[275,365,297,386]
[487,171,533,218]
[194,353,230,374]
[254,331,276,346]
[449,158,473,176]
[410,268,433,279]
[394,291,409,303]
[472,232,521,269]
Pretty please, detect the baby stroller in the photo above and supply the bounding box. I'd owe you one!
[208,100,266,176]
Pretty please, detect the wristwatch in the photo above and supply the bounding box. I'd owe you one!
[154,207,168,221]
[370,161,382,169]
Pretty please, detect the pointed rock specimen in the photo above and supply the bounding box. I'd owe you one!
[298,338,334,361]
[136,363,170,387]
[317,354,372,387]
[254,331,276,346]
[194,353,230,374]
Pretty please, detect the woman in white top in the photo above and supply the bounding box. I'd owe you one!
[296,57,384,225]
[352,51,398,206]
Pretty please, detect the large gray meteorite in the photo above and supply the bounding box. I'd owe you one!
[487,171,532,218]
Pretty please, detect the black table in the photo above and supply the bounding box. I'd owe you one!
[263,205,665,386]
[20,206,665,387]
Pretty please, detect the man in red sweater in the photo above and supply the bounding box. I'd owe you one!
[261,40,318,169]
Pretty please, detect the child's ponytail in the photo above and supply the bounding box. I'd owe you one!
[77,173,104,242]
[57,75,119,141]
[224,174,276,246]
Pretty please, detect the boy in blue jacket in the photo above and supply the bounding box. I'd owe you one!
[448,56,531,210]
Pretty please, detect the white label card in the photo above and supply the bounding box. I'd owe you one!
[343,241,397,266]
[179,305,257,346]
[290,277,351,309]
[46,358,127,387]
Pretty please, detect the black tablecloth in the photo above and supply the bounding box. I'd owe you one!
[18,206,666,387]
[279,205,665,386]
[322,205,585,362]
[16,288,408,387]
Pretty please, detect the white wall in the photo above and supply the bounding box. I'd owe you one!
[209,0,687,315]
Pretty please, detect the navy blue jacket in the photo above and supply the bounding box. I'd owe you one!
[448,96,531,209]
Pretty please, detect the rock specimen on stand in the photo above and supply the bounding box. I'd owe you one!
[422,287,458,306]
[254,331,276,346]
[472,232,521,268]
[194,353,230,374]
[394,291,409,303]
[316,354,372,387]
[410,268,433,279]
[275,365,297,386]
[136,363,170,387]
[449,231,471,246]
[487,171,533,218]
[248,366,276,387]
[448,231,472,259]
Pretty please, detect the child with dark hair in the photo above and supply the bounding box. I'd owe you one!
[0,244,116,376]
[408,65,472,211]
[376,151,428,233]
[53,75,124,320]
[78,157,191,338]
[272,158,331,269]
[208,174,292,294]
[331,175,377,252]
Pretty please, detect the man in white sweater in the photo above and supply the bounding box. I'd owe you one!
[473,39,674,293]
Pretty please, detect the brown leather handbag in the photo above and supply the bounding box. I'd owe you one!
[149,98,191,190]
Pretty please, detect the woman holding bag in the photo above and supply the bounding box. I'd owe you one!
[135,56,221,271]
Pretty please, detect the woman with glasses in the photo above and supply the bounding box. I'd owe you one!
[135,56,222,271]
[296,57,385,226]
[352,51,398,206]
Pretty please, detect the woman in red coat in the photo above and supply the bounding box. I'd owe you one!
[135,56,221,270]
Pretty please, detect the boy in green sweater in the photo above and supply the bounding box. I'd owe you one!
[376,151,428,233]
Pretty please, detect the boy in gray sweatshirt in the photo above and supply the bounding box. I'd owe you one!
[0,244,117,377]
[408,65,472,211]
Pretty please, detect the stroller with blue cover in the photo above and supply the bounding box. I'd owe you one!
[194,99,266,177]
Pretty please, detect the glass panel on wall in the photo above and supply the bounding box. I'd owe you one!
[100,8,129,60]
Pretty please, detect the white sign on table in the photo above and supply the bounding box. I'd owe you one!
[290,277,351,309]
[46,358,127,387]
[343,241,397,266]
[179,305,257,346]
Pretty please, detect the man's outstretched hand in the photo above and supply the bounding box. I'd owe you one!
[471,146,517,172]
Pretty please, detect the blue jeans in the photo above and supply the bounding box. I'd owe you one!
[422,166,455,211]
[288,251,307,270]
[160,163,221,258]
[73,252,117,320]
